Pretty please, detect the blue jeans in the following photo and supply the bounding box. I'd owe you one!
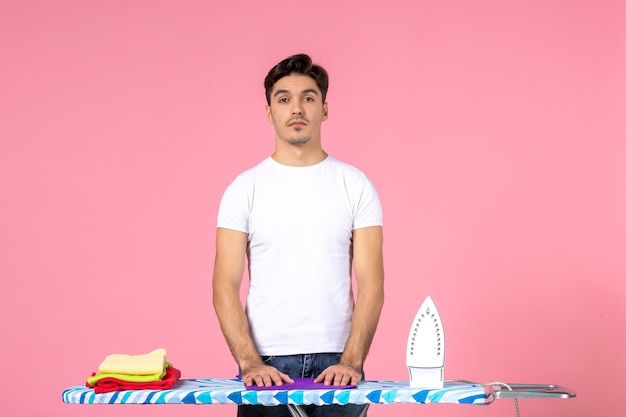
[237,353,367,417]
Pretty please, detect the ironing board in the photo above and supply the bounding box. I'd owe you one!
[62,378,575,417]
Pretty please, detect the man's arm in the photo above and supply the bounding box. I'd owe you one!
[314,225,384,386]
[212,227,294,387]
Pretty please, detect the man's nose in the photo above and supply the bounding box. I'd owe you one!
[291,101,303,115]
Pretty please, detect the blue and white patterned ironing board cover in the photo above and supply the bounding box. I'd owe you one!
[62,378,489,405]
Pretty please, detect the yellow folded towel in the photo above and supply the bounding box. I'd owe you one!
[87,362,172,385]
[98,348,167,375]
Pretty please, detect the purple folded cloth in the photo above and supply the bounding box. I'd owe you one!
[243,377,356,391]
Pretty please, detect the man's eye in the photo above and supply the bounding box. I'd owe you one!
[303,97,314,102]
[278,97,288,103]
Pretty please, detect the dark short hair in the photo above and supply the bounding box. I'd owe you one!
[264,54,329,105]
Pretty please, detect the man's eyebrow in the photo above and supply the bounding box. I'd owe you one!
[273,88,320,97]
[301,88,320,96]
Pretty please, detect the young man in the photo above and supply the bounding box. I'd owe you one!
[212,54,384,417]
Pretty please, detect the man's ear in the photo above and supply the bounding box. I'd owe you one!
[266,105,274,124]
[322,102,329,121]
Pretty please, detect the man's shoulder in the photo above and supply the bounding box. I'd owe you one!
[230,157,273,181]
[327,156,370,181]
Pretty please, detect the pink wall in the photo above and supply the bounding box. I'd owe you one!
[1,1,624,416]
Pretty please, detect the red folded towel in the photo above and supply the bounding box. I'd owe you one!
[87,366,181,393]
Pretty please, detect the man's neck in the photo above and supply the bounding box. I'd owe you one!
[271,145,328,167]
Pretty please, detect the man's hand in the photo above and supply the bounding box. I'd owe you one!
[313,362,362,386]
[241,363,295,387]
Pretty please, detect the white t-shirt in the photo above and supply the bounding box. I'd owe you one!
[217,156,383,355]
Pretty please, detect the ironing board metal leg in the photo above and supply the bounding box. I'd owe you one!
[287,404,309,417]
[286,404,370,417]
[356,404,370,417]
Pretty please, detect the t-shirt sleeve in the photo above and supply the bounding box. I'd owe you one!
[216,176,250,233]
[352,173,383,230]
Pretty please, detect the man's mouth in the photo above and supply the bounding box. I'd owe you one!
[288,118,307,127]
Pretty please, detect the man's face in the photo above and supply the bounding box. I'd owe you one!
[266,74,328,146]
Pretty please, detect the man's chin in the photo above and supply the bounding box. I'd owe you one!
[286,137,311,145]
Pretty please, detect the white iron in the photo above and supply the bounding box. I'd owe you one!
[406,296,445,388]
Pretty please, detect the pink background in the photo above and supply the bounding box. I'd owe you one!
[1,1,624,416]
